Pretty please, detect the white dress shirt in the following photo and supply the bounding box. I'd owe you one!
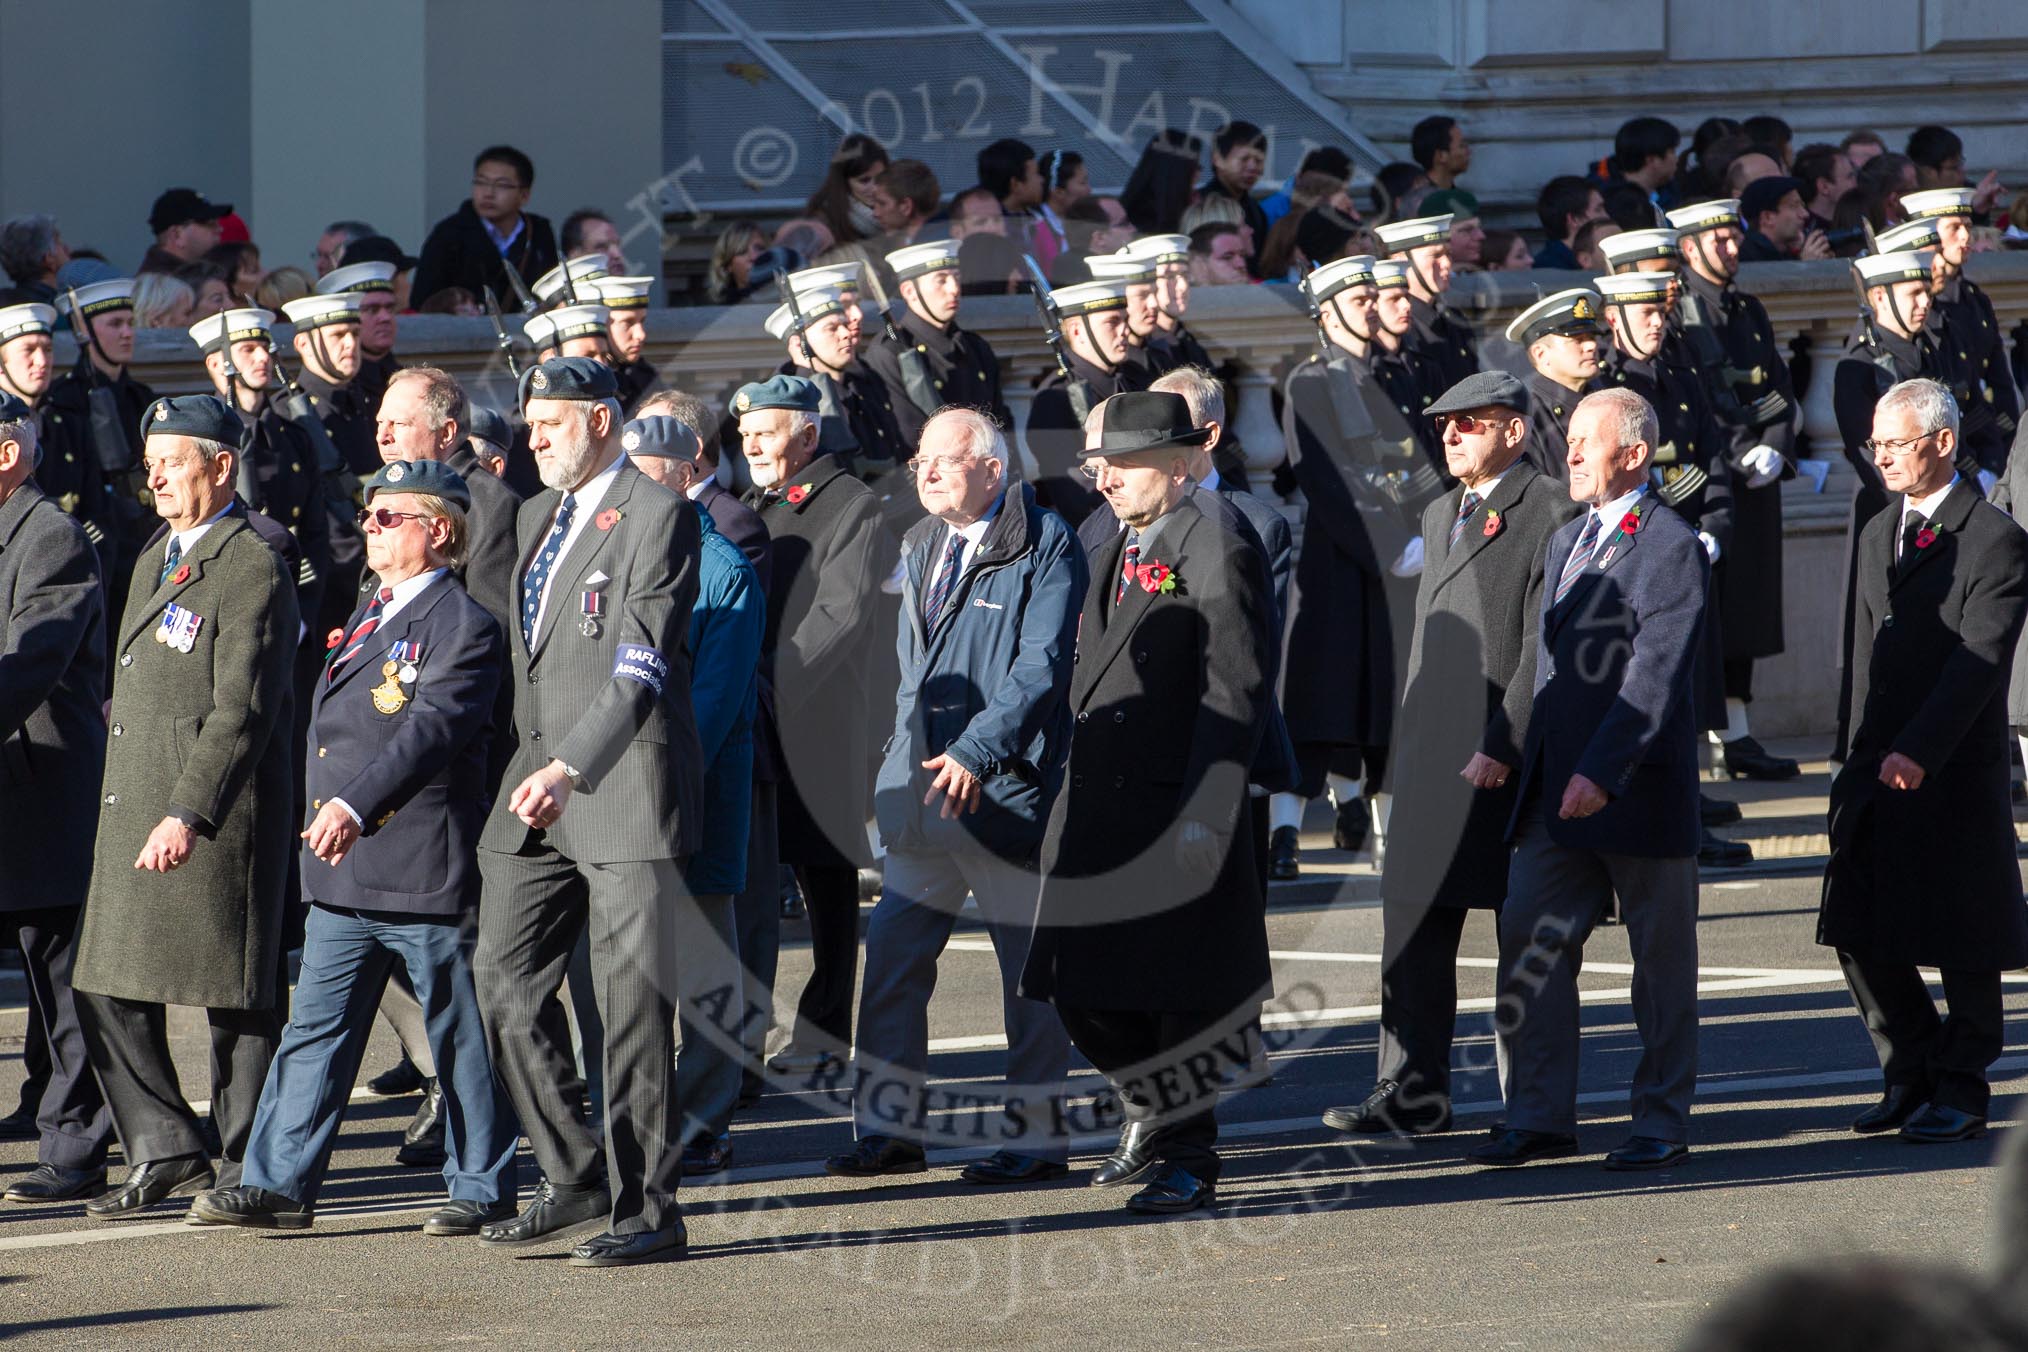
[1898,473,1960,556]
[529,459,623,644]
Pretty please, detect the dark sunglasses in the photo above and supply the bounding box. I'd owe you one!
[356,506,428,530]
[1439,413,1510,435]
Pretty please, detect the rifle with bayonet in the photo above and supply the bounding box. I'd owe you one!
[1021,255,1092,424]
[501,255,541,315]
[482,286,523,382]
[863,266,939,418]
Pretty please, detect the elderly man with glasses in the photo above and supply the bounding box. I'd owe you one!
[1821,377,2028,1146]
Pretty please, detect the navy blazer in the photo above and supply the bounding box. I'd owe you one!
[303,571,504,917]
[1511,492,1707,858]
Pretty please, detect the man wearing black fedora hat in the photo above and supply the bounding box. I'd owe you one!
[1021,390,1276,1216]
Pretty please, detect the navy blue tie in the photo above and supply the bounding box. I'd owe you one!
[521,492,577,647]
[922,531,966,629]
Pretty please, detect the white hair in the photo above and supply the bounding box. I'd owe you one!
[1877,377,1960,437]
[1149,365,1226,429]
[1573,386,1658,453]
[919,406,1008,467]
[0,415,38,468]
[784,409,818,441]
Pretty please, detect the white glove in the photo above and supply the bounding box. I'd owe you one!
[1740,444,1784,489]
[1389,535,1425,578]
[1979,468,1999,499]
[1698,530,1722,563]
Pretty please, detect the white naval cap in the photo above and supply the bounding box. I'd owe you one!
[1046,278,1129,317]
[1594,271,1676,305]
[1302,254,1378,304]
[590,275,655,310]
[533,254,612,306]
[1854,251,1933,287]
[189,307,274,354]
[1084,251,1157,285]
[764,287,852,339]
[1664,198,1741,235]
[315,261,397,295]
[1503,289,1604,344]
[280,293,362,330]
[0,302,58,345]
[1373,214,1452,254]
[1598,228,1681,270]
[1899,187,1977,220]
[1122,233,1191,266]
[884,239,960,281]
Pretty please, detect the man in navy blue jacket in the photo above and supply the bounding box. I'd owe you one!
[187,460,520,1233]
[1474,387,1708,1173]
[827,407,1086,1186]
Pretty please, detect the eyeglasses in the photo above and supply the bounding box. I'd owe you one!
[356,506,428,530]
[1861,429,1944,459]
[471,177,523,193]
[906,454,975,477]
[1439,413,1510,435]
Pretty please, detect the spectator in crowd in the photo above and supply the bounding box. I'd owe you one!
[1422,188,1485,271]
[1827,189,1882,256]
[131,272,194,330]
[1120,128,1202,235]
[1842,127,1888,170]
[312,220,376,278]
[803,132,890,247]
[1048,197,1119,287]
[1263,146,1353,229]
[1742,114,1793,170]
[1907,124,2005,217]
[1611,116,1681,213]
[1032,150,1087,274]
[1602,179,1659,231]
[410,145,558,310]
[1257,170,1360,281]
[185,265,232,320]
[947,186,1007,242]
[1793,142,1857,235]
[204,242,264,302]
[978,137,1044,246]
[1739,176,1828,261]
[1722,148,1785,200]
[1535,175,1606,269]
[957,233,1023,297]
[1483,229,1533,271]
[1412,115,1471,192]
[868,159,940,247]
[1200,121,1270,276]
[0,215,70,307]
[1180,194,1251,265]
[1678,116,1743,199]
[1187,222,1251,288]
[1370,161,1430,224]
[138,189,231,275]
[706,221,767,306]
[1859,151,1920,224]
[1572,218,1622,274]
[561,209,627,274]
[255,266,312,311]
[416,287,481,316]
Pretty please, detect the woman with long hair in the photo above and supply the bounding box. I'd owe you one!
[706,220,767,305]
[1031,149,1088,273]
[1121,129,1201,234]
[803,133,890,246]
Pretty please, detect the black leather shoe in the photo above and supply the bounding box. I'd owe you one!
[85,1156,215,1218]
[1268,826,1300,881]
[477,1179,611,1246]
[766,1047,838,1075]
[4,1164,106,1203]
[1468,1129,1579,1168]
[1899,1103,1987,1144]
[961,1151,1070,1186]
[779,875,805,920]
[395,1080,447,1167]
[365,1054,426,1098]
[1322,1079,1452,1135]
[1699,793,1742,827]
[422,1198,517,1236]
[1603,1136,1688,1171]
[1332,797,1370,852]
[1698,830,1753,868]
[1723,735,1800,781]
[1124,1162,1214,1215]
[680,1134,733,1177]
[569,1223,687,1267]
[824,1135,926,1177]
[1089,1120,1158,1188]
[1853,1083,1932,1134]
[0,1103,38,1141]
[186,1185,314,1229]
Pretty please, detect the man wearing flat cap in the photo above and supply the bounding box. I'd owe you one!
[862,239,1011,449]
[46,280,156,614]
[1323,371,1580,1136]
[472,356,704,1267]
[1507,289,1608,481]
[0,389,115,1204]
[188,460,520,1234]
[737,373,890,1078]
[1022,390,1276,1216]
[71,394,301,1217]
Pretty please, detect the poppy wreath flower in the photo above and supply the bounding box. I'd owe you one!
[595,508,623,531]
[1482,509,1502,538]
[169,564,191,585]
[1134,561,1178,595]
[785,484,810,505]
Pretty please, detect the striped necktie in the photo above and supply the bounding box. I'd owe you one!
[330,588,394,679]
[520,492,577,647]
[1553,511,1603,605]
[1116,533,1140,605]
[1449,490,1482,549]
[158,537,183,588]
[922,531,967,629]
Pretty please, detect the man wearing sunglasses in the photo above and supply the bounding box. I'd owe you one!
[188,459,520,1234]
[1821,377,2028,1146]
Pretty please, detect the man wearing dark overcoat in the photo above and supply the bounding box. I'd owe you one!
[1323,372,1579,1137]
[1021,391,1275,1216]
[72,394,299,1217]
[1820,377,2028,1145]
[0,392,115,1204]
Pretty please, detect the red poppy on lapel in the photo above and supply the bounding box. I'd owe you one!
[595,508,622,531]
[1134,561,1178,594]
[1915,525,1938,550]
[1482,509,1502,538]
[169,564,191,585]
[1619,511,1642,535]
[785,484,810,505]
[325,628,344,650]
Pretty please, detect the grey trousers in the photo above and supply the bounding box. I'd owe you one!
[1494,805,1699,1140]
[850,848,1070,1162]
[475,847,684,1234]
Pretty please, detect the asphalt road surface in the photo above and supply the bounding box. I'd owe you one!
[3,871,2022,1350]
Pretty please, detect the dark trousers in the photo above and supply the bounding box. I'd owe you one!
[1247,794,1270,894]
[242,905,518,1207]
[76,991,280,1182]
[789,863,860,1053]
[1723,656,1754,703]
[1376,904,1472,1106]
[1837,953,2003,1115]
[10,907,111,1169]
[475,846,682,1234]
[1056,1005,1225,1183]
[731,780,782,1098]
